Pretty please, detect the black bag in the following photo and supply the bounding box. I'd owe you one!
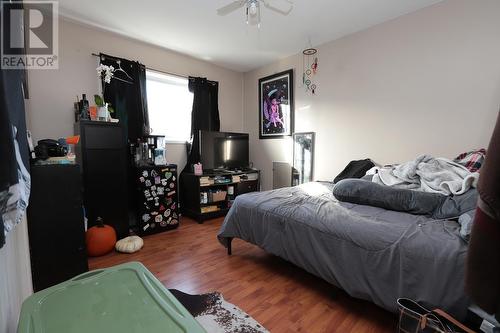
[34,139,68,160]
[397,298,476,333]
[334,158,375,183]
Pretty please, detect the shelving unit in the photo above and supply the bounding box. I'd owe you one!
[180,169,260,223]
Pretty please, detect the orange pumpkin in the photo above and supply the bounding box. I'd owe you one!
[86,217,117,257]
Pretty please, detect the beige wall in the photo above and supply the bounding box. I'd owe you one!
[244,0,500,190]
[26,18,245,170]
[24,1,500,187]
[0,218,33,333]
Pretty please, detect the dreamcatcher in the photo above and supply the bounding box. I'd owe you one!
[302,47,318,94]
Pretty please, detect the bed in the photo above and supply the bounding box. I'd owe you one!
[217,181,469,319]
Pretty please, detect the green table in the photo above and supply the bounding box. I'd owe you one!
[18,262,206,333]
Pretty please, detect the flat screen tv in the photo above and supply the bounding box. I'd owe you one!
[199,131,249,170]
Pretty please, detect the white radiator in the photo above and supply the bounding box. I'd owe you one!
[273,162,292,189]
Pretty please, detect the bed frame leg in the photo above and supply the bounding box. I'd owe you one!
[227,237,233,255]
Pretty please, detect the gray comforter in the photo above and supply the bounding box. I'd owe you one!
[217,182,469,319]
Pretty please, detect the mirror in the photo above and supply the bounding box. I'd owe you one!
[293,132,315,185]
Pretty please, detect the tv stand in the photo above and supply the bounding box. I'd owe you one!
[180,169,260,223]
[210,168,233,174]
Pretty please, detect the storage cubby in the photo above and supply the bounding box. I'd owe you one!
[180,170,260,223]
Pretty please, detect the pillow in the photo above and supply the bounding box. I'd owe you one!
[361,174,374,181]
[333,179,478,219]
[333,179,445,216]
[434,187,478,219]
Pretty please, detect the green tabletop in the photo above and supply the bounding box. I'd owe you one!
[18,262,206,333]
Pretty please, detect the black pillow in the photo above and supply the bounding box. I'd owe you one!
[332,179,478,219]
[334,159,375,183]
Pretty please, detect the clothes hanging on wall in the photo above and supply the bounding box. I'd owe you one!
[180,77,220,212]
[189,77,220,135]
[185,77,220,167]
[98,53,149,229]
[0,67,31,249]
[99,53,150,142]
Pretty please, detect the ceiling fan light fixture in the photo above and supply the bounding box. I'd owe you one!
[218,0,293,28]
[249,2,258,16]
[246,1,260,26]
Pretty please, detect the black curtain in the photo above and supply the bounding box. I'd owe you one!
[185,77,220,168]
[179,77,220,210]
[99,53,149,142]
[0,0,30,249]
[99,53,149,228]
[0,66,30,249]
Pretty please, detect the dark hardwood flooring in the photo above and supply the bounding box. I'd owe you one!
[89,217,395,332]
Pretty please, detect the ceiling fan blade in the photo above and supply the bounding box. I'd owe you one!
[217,0,247,16]
[261,0,293,15]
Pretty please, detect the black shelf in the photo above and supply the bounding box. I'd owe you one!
[180,169,260,223]
[185,207,231,221]
[200,180,257,187]
[200,183,232,187]
[200,200,226,207]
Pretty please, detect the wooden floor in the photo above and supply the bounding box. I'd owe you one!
[89,217,396,333]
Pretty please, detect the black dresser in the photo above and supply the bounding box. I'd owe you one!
[75,121,130,239]
[27,164,88,292]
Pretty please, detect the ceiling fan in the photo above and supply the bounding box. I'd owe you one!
[217,0,294,27]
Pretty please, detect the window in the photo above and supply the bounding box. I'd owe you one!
[146,70,193,142]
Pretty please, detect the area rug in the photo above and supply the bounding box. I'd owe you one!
[170,289,269,333]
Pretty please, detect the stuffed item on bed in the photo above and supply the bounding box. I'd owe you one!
[333,179,477,219]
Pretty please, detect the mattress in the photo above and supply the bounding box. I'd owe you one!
[217,182,470,319]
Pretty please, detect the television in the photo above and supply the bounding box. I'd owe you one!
[199,130,249,170]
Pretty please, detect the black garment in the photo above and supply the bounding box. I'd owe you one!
[99,54,149,229]
[0,83,11,247]
[0,66,30,249]
[100,53,149,142]
[334,159,375,183]
[185,77,220,167]
[180,77,220,211]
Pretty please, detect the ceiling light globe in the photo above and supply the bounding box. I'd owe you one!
[249,2,258,16]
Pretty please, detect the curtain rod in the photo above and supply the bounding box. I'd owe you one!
[91,52,189,79]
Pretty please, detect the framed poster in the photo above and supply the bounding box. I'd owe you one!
[259,69,294,139]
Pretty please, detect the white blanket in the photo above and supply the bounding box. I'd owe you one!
[372,155,479,195]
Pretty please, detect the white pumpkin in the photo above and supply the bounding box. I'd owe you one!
[115,236,144,254]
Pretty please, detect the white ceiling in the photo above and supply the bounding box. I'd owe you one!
[59,0,442,72]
